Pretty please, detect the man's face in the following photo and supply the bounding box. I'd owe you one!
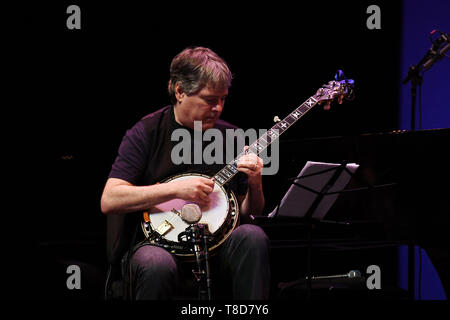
[175,86,228,131]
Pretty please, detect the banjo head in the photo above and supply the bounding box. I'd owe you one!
[142,173,239,256]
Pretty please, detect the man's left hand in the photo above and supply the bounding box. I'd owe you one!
[237,146,263,186]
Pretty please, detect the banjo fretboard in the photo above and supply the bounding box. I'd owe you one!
[213,96,318,186]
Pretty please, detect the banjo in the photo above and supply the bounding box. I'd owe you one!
[141,71,354,258]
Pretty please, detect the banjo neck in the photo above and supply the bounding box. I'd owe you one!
[213,95,319,187]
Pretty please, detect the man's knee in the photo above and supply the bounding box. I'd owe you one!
[130,245,178,280]
[232,224,270,250]
[125,245,178,299]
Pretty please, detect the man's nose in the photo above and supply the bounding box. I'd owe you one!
[211,103,223,112]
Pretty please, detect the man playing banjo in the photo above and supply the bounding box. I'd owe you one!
[101,46,271,300]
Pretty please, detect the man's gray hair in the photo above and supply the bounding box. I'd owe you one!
[168,47,233,104]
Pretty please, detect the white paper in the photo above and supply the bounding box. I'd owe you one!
[268,161,359,220]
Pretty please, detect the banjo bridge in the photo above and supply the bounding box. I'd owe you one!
[156,220,174,236]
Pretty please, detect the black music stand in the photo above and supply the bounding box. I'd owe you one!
[268,161,359,220]
[267,161,360,298]
[263,160,399,299]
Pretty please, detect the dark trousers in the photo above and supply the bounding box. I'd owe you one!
[126,224,270,300]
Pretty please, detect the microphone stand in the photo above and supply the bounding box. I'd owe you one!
[186,223,212,300]
[401,31,449,299]
[203,226,212,300]
[405,66,422,131]
[402,31,450,131]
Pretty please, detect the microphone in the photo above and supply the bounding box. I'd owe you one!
[347,270,362,278]
[423,42,450,71]
[309,270,362,280]
[181,203,202,224]
[402,31,449,84]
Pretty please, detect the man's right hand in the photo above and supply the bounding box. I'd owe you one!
[169,177,215,207]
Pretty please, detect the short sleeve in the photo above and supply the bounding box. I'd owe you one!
[108,121,149,185]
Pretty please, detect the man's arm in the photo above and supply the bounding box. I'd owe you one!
[239,176,265,216]
[101,178,176,215]
[236,146,265,217]
[101,177,215,215]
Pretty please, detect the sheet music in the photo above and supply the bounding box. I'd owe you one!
[268,161,359,220]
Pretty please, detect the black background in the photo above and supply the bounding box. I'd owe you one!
[8,1,409,299]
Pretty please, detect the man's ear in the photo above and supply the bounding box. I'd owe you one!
[174,82,185,102]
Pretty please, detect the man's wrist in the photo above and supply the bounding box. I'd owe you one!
[248,177,263,190]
